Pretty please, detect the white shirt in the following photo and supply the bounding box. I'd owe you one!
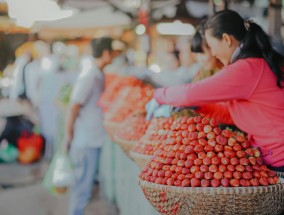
[70,60,106,148]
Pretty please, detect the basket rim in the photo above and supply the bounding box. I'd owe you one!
[138,178,284,195]
[113,134,137,146]
[129,150,154,160]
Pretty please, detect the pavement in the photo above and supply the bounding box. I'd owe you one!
[0,161,118,215]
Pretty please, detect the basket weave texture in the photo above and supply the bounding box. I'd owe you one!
[139,178,284,215]
[113,134,137,157]
[129,151,153,169]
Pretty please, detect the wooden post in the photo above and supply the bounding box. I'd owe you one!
[268,0,282,42]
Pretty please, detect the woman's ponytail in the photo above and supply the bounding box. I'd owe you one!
[239,21,284,88]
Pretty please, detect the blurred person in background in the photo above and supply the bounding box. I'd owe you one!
[64,37,114,215]
[190,23,223,82]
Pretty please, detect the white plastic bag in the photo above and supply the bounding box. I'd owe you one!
[52,152,75,187]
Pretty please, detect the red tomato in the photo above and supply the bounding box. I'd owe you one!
[201,179,211,187]
[204,172,214,180]
[224,171,233,179]
[230,179,240,187]
[190,178,201,187]
[211,179,221,187]
[233,171,242,179]
[185,160,194,168]
[221,178,230,187]
[209,165,218,173]
[181,179,191,187]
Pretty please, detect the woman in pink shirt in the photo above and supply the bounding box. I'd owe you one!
[152,10,284,170]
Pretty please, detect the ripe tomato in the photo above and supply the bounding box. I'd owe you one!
[235,165,245,172]
[190,166,200,174]
[209,165,218,173]
[215,144,224,153]
[191,178,201,187]
[242,172,253,180]
[228,137,237,147]
[211,157,221,165]
[185,160,194,168]
[230,157,239,166]
[240,179,251,187]
[174,180,182,186]
[195,171,205,179]
[222,130,233,138]
[221,157,230,165]
[211,179,221,187]
[178,174,185,181]
[201,179,211,187]
[200,164,209,172]
[194,158,203,166]
[182,168,190,175]
[227,165,235,172]
[207,132,216,140]
[198,132,207,139]
[250,178,259,186]
[207,151,217,158]
[233,171,242,179]
[259,177,269,186]
[224,171,233,179]
[214,171,223,180]
[218,164,227,173]
[230,179,240,187]
[213,127,222,135]
[196,123,204,132]
[236,151,246,158]
[239,158,249,166]
[204,125,213,133]
[181,179,191,187]
[204,172,214,180]
[198,152,207,159]
[216,135,228,145]
[208,139,216,147]
[204,145,214,152]
[221,178,230,187]
[203,157,212,166]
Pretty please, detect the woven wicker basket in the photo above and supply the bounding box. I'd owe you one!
[113,134,137,158]
[129,151,153,169]
[139,178,284,215]
[103,120,119,140]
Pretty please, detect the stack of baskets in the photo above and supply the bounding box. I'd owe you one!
[113,134,137,158]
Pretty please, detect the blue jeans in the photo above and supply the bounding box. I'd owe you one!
[69,147,101,215]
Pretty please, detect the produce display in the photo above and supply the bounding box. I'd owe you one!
[133,117,174,156]
[139,116,279,187]
[115,113,149,141]
[99,74,144,112]
[105,84,154,123]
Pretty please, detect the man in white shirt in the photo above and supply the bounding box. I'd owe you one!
[64,37,113,215]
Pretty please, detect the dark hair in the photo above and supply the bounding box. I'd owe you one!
[91,37,113,58]
[191,30,204,53]
[205,10,284,88]
[191,22,207,53]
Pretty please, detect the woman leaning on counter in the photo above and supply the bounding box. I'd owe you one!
[151,10,284,171]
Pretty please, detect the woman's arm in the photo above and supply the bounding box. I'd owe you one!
[154,59,262,107]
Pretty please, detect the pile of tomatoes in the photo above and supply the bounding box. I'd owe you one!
[139,116,279,187]
[116,114,149,141]
[133,117,174,155]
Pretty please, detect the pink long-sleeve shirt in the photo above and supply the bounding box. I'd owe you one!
[154,58,284,167]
